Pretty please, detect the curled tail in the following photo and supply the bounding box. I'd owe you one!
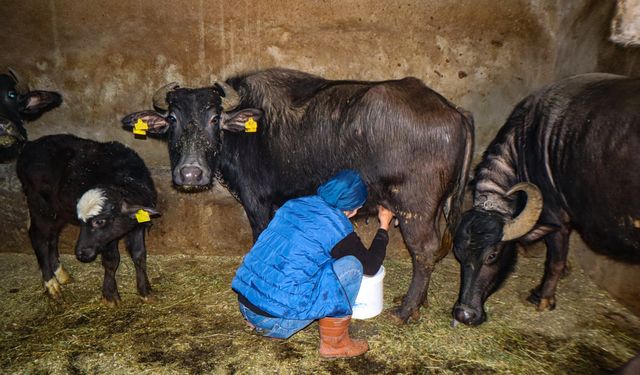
[442,110,475,251]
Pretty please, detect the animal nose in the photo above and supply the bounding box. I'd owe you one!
[75,248,97,263]
[0,119,24,142]
[0,119,9,135]
[179,166,203,184]
[453,305,478,325]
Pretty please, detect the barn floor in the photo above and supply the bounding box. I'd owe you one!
[0,251,638,375]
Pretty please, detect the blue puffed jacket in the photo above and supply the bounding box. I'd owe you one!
[231,195,354,320]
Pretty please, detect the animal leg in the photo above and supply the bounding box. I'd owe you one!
[48,225,73,285]
[527,227,571,311]
[28,217,61,299]
[391,217,443,323]
[244,204,272,241]
[125,227,153,302]
[101,241,121,307]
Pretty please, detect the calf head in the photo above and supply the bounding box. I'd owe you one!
[0,70,62,159]
[452,183,544,326]
[122,82,263,191]
[75,187,159,262]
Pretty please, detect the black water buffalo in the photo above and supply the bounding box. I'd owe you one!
[452,73,640,326]
[0,69,61,161]
[123,68,474,321]
[17,135,159,305]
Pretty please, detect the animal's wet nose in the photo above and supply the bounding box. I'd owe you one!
[180,166,203,183]
[453,305,477,325]
[75,248,97,263]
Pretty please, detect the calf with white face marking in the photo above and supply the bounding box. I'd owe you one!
[123,68,474,322]
[17,134,159,305]
[0,69,61,161]
[452,73,640,326]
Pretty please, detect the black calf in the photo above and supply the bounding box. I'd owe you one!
[17,134,159,305]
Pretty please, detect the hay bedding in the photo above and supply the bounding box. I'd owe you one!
[0,251,638,375]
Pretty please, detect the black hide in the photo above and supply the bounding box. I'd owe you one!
[17,134,157,303]
[123,67,475,322]
[453,73,640,325]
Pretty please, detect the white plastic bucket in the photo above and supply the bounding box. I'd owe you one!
[351,265,385,320]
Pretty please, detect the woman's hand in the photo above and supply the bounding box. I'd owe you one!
[377,205,395,231]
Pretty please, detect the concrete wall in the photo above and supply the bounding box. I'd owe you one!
[3,0,619,165]
[1,1,639,310]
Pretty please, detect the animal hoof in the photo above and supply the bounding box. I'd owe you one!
[536,297,556,311]
[44,278,63,300]
[385,307,410,325]
[102,297,121,308]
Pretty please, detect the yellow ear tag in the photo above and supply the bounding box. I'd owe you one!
[244,117,258,133]
[135,209,151,223]
[133,118,149,136]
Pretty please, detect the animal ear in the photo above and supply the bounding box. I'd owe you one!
[121,111,170,135]
[220,108,263,132]
[519,224,560,243]
[19,90,62,118]
[121,201,161,219]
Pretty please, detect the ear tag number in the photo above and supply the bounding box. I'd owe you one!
[244,117,258,133]
[133,119,149,136]
[135,209,151,223]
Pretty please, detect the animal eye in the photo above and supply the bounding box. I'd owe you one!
[7,91,17,100]
[91,218,106,228]
[485,252,497,263]
[210,115,220,125]
[166,114,177,123]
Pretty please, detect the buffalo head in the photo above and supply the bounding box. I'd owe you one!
[75,187,160,262]
[0,69,62,159]
[122,82,262,191]
[452,182,543,326]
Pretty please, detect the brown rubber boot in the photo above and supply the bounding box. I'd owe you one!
[318,316,369,358]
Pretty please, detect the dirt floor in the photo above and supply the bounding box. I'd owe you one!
[1,250,639,375]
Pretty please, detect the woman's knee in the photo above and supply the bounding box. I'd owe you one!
[333,255,363,276]
[333,256,363,296]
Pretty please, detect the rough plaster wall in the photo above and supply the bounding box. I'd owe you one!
[1,0,639,310]
[1,0,561,163]
[0,0,558,254]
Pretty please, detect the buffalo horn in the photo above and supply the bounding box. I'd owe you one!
[501,182,543,241]
[215,81,240,111]
[152,82,179,111]
[7,67,30,95]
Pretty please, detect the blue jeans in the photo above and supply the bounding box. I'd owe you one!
[239,255,363,339]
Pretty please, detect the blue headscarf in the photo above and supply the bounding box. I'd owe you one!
[317,169,368,211]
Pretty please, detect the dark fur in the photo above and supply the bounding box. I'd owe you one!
[453,210,517,325]
[17,134,158,303]
[453,73,640,325]
[123,67,474,321]
[0,73,61,161]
